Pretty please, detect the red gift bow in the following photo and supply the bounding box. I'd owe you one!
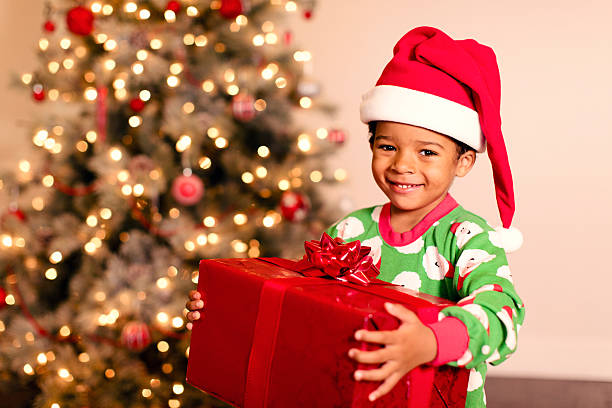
[297,233,381,286]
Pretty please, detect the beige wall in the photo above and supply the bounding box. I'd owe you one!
[2,1,610,380]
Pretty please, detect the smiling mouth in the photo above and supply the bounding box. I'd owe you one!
[387,179,423,191]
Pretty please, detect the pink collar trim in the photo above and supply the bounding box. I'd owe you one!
[379,194,458,247]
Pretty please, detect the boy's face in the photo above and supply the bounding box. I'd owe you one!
[371,121,475,217]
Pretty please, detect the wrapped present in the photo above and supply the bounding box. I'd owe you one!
[187,234,468,407]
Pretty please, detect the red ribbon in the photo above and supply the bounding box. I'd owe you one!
[296,233,381,286]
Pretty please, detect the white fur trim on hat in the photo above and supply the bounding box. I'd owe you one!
[494,226,523,253]
[360,85,485,152]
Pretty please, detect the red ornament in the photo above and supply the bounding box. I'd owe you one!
[280,191,310,222]
[32,84,45,102]
[219,0,243,19]
[121,321,151,351]
[66,6,94,36]
[43,20,56,32]
[165,0,181,13]
[232,93,256,122]
[129,97,146,113]
[327,129,347,144]
[303,10,313,19]
[0,286,6,309]
[283,30,293,46]
[171,174,204,206]
[8,208,27,222]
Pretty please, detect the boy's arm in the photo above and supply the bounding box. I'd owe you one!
[430,224,525,369]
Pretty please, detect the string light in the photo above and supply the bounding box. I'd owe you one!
[91,2,102,13]
[21,73,32,84]
[299,97,313,108]
[241,172,254,183]
[138,9,151,19]
[32,197,45,211]
[167,75,180,87]
[227,85,239,95]
[104,39,118,51]
[100,208,112,220]
[76,141,88,152]
[165,10,176,22]
[109,148,123,161]
[150,39,163,50]
[184,241,196,251]
[128,116,142,127]
[132,62,144,75]
[310,170,323,182]
[215,137,228,148]
[278,179,290,190]
[252,34,265,46]
[195,35,208,47]
[207,127,219,139]
[196,234,207,246]
[75,46,88,58]
[208,233,219,244]
[316,128,328,139]
[139,89,151,101]
[176,135,192,152]
[86,131,98,143]
[236,15,248,25]
[202,79,214,92]
[285,1,298,12]
[18,160,31,173]
[125,2,137,12]
[183,34,195,45]
[63,59,75,69]
[2,235,12,247]
[334,168,348,181]
[156,277,170,289]
[48,61,60,74]
[262,21,274,32]
[142,389,152,398]
[84,87,98,101]
[255,166,267,178]
[265,33,278,44]
[169,208,180,218]
[37,353,48,365]
[186,6,199,16]
[233,213,248,225]
[49,251,62,264]
[199,157,212,169]
[102,4,113,15]
[59,38,71,49]
[203,216,216,227]
[157,341,170,352]
[257,146,270,157]
[133,184,144,196]
[39,38,49,51]
[136,49,148,61]
[224,69,235,82]
[23,364,34,375]
[170,63,184,75]
[232,240,248,253]
[297,134,312,152]
[172,317,184,329]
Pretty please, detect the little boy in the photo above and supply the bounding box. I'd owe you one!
[187,26,525,408]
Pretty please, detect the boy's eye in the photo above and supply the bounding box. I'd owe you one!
[420,149,438,156]
[376,144,396,151]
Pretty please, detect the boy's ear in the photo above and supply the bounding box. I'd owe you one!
[455,151,476,177]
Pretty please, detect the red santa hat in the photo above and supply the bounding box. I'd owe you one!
[360,26,522,252]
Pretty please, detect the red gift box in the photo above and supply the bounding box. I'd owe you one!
[187,257,468,407]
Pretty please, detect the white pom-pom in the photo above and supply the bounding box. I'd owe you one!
[494,226,523,253]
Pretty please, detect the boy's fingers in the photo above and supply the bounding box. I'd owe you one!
[186,300,204,311]
[186,322,193,331]
[354,361,396,382]
[186,311,201,322]
[384,303,418,323]
[355,329,396,345]
[348,347,391,364]
[369,371,403,401]
[189,290,201,300]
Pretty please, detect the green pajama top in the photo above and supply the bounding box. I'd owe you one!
[325,194,525,408]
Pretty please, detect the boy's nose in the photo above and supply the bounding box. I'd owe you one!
[391,153,416,173]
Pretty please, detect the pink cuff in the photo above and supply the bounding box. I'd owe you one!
[425,316,469,366]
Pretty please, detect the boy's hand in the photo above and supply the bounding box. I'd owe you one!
[348,302,437,402]
[185,290,205,331]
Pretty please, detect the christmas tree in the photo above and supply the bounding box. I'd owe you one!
[0,1,347,406]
